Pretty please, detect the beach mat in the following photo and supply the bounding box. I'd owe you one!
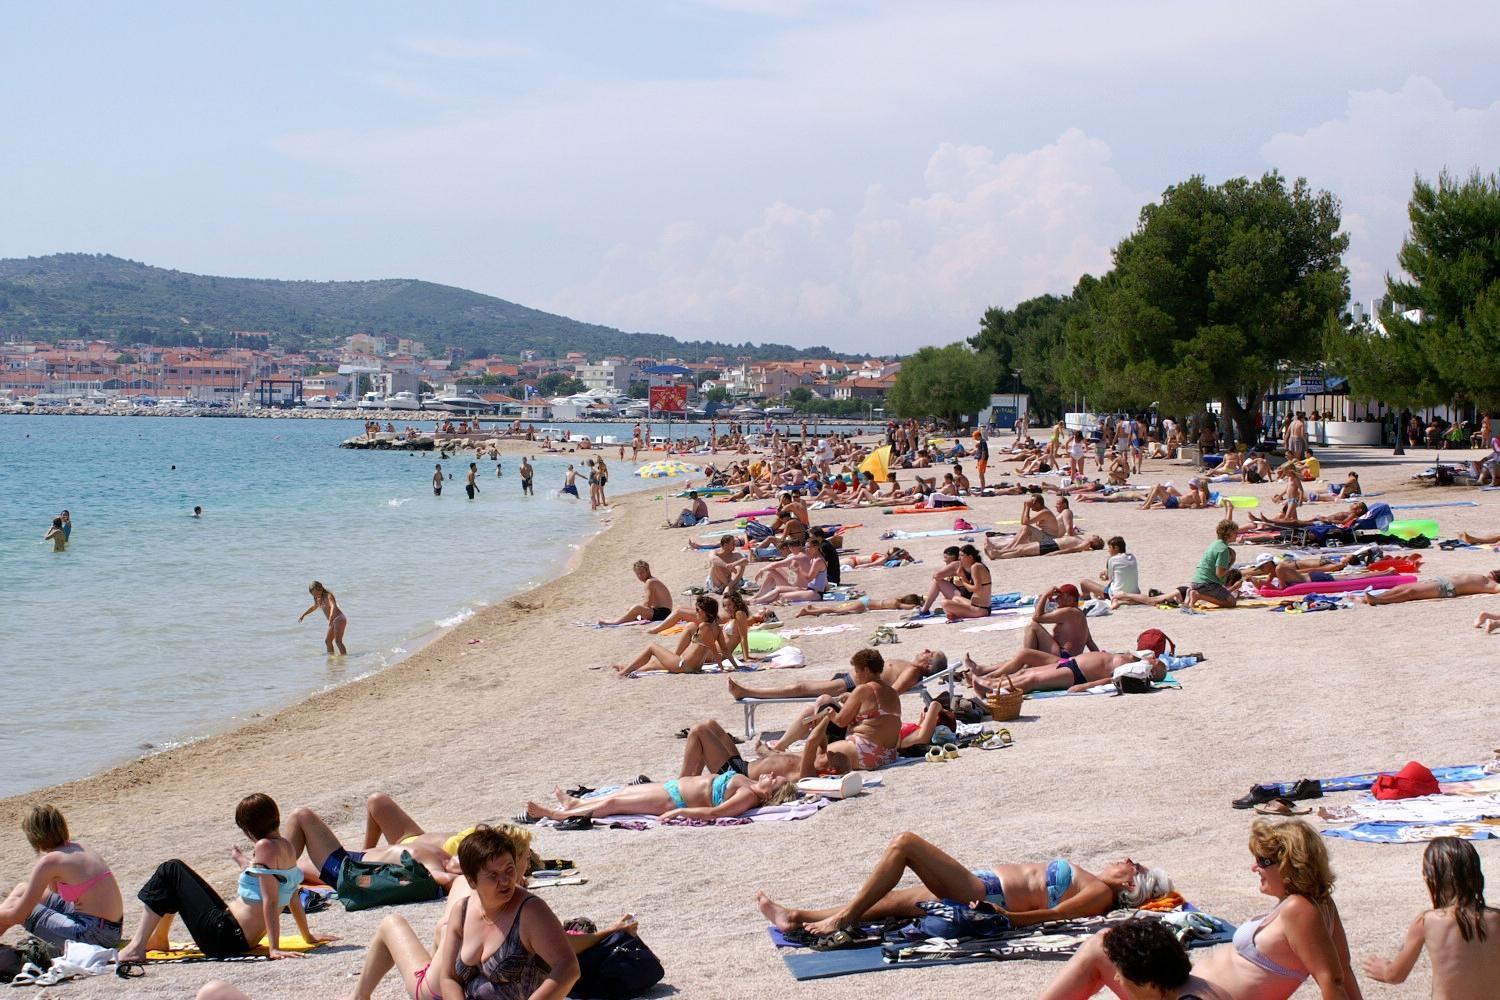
[1267,764,1486,795]
[1323,819,1500,843]
[147,932,328,963]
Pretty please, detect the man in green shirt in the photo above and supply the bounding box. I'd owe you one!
[1185,519,1241,607]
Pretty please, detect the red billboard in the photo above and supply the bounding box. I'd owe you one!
[649,384,688,413]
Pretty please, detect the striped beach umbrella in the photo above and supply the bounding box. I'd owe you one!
[634,460,704,479]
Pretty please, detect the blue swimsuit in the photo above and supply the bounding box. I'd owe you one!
[663,772,735,810]
[971,859,1072,908]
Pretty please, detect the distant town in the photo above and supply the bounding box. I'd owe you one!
[0,334,901,419]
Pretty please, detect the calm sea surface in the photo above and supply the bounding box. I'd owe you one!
[0,415,678,797]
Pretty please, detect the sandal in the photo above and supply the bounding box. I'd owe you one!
[1255,797,1311,816]
[512,811,539,825]
[10,962,46,986]
[555,816,594,831]
[115,962,146,979]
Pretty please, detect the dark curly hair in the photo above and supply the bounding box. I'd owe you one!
[1102,918,1191,992]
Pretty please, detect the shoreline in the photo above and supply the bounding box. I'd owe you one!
[0,478,626,806]
[1,408,879,425]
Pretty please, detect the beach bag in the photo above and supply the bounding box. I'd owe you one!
[1373,761,1440,800]
[569,931,664,999]
[896,899,1013,941]
[335,851,443,911]
[1136,629,1171,655]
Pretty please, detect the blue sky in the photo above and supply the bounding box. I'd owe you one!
[3,1,1499,352]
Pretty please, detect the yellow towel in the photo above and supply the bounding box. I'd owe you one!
[147,932,326,962]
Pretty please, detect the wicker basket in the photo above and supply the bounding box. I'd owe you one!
[986,688,1025,722]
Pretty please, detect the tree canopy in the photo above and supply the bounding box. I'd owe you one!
[886,343,998,423]
[1064,172,1348,440]
[970,291,1080,418]
[1329,169,1500,409]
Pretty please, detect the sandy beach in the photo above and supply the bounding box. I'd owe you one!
[4,442,1498,998]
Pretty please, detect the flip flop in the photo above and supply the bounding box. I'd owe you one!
[555,816,594,831]
[11,961,46,986]
[115,962,146,979]
[512,811,539,825]
[1255,797,1310,816]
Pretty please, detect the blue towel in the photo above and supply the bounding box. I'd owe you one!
[1323,820,1498,843]
[1270,764,1486,795]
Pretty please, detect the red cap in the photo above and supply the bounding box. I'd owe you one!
[1056,584,1080,600]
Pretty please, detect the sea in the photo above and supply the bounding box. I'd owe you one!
[0,415,687,798]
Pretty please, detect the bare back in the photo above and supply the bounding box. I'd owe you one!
[1425,907,1500,1000]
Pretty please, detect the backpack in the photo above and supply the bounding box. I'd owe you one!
[569,931,665,999]
[334,851,443,911]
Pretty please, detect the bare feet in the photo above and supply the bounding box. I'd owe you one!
[525,801,562,821]
[804,913,850,937]
[115,943,148,963]
[755,891,799,933]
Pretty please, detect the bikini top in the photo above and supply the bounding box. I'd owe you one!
[237,864,304,909]
[54,846,113,904]
[1231,899,1307,983]
[454,896,550,1000]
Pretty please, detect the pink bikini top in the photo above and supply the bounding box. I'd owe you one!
[55,846,113,903]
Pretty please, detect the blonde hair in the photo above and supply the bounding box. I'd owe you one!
[1250,817,1335,900]
[457,823,534,883]
[23,804,69,852]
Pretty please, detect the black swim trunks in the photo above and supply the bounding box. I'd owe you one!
[833,671,855,693]
[718,755,750,777]
[650,606,672,622]
[1039,537,1059,555]
[1059,658,1086,686]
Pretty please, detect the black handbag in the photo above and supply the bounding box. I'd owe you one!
[569,931,665,999]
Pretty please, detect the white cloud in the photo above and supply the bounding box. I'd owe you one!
[550,129,1143,352]
[1261,77,1500,304]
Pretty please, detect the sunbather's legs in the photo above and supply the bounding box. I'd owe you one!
[348,913,435,1000]
[526,785,673,820]
[728,676,843,700]
[771,699,838,750]
[1460,531,1500,545]
[920,577,957,614]
[1475,611,1500,632]
[1357,581,1441,605]
[1078,579,1109,600]
[1019,622,1062,655]
[942,596,989,620]
[600,603,654,627]
[647,608,693,633]
[364,793,424,850]
[680,720,738,776]
[613,643,678,676]
[282,806,347,879]
[756,832,987,935]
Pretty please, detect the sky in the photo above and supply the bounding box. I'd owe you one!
[3,1,1499,354]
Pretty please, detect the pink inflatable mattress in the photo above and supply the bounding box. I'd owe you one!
[1257,573,1416,598]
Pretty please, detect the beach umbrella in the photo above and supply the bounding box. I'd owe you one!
[634,460,705,479]
[859,445,892,483]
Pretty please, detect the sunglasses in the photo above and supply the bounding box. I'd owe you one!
[1254,854,1280,870]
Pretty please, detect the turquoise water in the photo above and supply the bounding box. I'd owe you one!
[0,415,655,797]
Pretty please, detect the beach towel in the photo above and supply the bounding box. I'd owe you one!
[778,623,862,638]
[1388,501,1479,510]
[1323,819,1500,843]
[958,615,1032,633]
[1264,764,1486,796]
[1255,573,1415,598]
[889,505,969,514]
[146,933,329,964]
[775,907,1232,981]
[1029,674,1184,700]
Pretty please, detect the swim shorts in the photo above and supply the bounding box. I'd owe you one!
[1436,576,1456,598]
[718,755,750,777]
[319,847,365,887]
[562,484,579,497]
[650,607,672,622]
[1039,538,1059,556]
[832,671,855,693]
[1059,658,1086,686]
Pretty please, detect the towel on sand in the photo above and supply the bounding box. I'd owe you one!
[146,933,329,963]
[538,796,831,830]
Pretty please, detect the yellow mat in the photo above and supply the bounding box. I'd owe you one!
[147,932,327,962]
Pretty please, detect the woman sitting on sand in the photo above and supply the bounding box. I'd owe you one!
[428,825,578,1000]
[758,831,1170,938]
[1041,817,1360,1000]
[523,771,793,824]
[649,591,763,661]
[940,545,993,620]
[0,805,124,949]
[612,595,738,677]
[765,649,905,770]
[750,540,828,605]
[118,794,335,963]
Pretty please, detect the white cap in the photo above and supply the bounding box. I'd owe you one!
[1254,553,1275,567]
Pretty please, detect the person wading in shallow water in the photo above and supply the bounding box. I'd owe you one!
[299,581,348,656]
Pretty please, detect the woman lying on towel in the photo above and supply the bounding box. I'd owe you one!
[1041,818,1360,1000]
[612,595,738,677]
[964,648,1165,695]
[765,649,904,770]
[117,794,336,963]
[757,831,1170,938]
[523,771,794,823]
[281,793,477,891]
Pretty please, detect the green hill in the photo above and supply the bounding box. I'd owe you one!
[0,253,842,361]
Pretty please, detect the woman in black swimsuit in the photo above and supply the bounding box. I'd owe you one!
[432,825,577,1000]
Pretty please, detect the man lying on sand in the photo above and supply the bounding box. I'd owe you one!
[756,831,1169,937]
[1354,570,1500,605]
[284,793,477,891]
[965,647,1166,695]
[987,533,1105,560]
[727,648,949,700]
